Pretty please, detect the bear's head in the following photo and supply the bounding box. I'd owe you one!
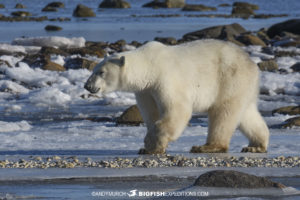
[84,56,125,94]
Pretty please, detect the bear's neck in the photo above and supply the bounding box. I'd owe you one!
[119,53,155,93]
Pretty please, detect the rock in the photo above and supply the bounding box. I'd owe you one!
[11,11,32,17]
[182,4,216,12]
[40,47,69,57]
[218,3,230,7]
[0,4,5,9]
[282,117,300,128]
[231,5,255,18]
[143,0,185,8]
[182,23,246,44]
[64,58,98,70]
[232,2,259,10]
[45,25,62,31]
[272,106,300,115]
[47,2,65,8]
[257,59,278,71]
[42,60,66,71]
[194,170,285,188]
[99,0,131,8]
[257,29,270,43]
[267,19,300,38]
[116,105,144,125]
[64,47,106,57]
[290,62,300,72]
[15,3,26,9]
[42,6,58,12]
[236,34,266,47]
[154,37,177,45]
[73,4,96,17]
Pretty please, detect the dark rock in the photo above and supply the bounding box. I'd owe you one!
[15,3,26,9]
[290,62,300,72]
[130,41,142,48]
[42,60,65,71]
[64,58,98,71]
[116,105,144,125]
[99,0,131,8]
[154,37,177,45]
[73,4,95,17]
[64,47,106,57]
[282,117,300,128]
[0,4,5,9]
[272,106,300,116]
[143,0,185,8]
[275,51,300,57]
[257,59,278,71]
[40,47,69,57]
[182,23,246,44]
[47,2,65,8]
[109,40,127,52]
[233,2,259,10]
[45,25,62,31]
[218,3,230,7]
[254,14,288,19]
[231,5,254,18]
[236,34,266,46]
[267,19,300,38]
[257,29,271,43]
[194,170,285,188]
[11,11,32,17]
[42,6,58,12]
[182,4,216,12]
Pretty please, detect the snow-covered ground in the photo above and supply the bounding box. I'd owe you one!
[0,37,299,156]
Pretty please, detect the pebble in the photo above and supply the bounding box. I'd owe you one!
[0,155,299,169]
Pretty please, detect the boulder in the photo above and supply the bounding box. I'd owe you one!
[40,47,69,57]
[45,25,62,31]
[42,60,65,71]
[236,34,266,47]
[290,62,300,72]
[64,58,98,70]
[231,5,254,18]
[232,2,259,10]
[11,11,32,17]
[194,170,284,188]
[116,105,144,125]
[257,59,278,71]
[282,117,300,128]
[15,3,26,9]
[99,0,131,8]
[46,2,65,8]
[267,19,300,38]
[154,37,177,45]
[42,6,58,12]
[182,23,246,44]
[64,47,106,57]
[0,4,5,9]
[218,3,230,7]
[272,106,300,116]
[73,4,95,17]
[143,0,185,8]
[182,4,216,11]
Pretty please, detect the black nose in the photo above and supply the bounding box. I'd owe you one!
[84,83,91,91]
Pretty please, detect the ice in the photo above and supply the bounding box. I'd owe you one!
[0,80,30,94]
[12,36,86,48]
[0,121,31,132]
[50,55,65,66]
[0,55,23,67]
[0,43,40,54]
[276,56,300,71]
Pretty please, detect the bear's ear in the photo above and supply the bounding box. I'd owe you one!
[120,56,125,67]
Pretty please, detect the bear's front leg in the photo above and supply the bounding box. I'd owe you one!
[138,129,168,154]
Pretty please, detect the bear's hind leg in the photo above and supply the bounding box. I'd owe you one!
[191,100,243,153]
[239,103,269,153]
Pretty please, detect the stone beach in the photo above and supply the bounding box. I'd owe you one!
[1,155,299,169]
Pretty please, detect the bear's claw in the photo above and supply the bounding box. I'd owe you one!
[241,146,267,153]
[190,145,228,153]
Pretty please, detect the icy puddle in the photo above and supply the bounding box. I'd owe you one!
[0,167,300,200]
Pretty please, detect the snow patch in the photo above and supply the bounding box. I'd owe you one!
[12,36,86,48]
[0,121,31,132]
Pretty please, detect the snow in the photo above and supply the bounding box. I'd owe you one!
[0,43,40,54]
[0,121,31,132]
[12,36,86,48]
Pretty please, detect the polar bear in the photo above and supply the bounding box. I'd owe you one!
[84,39,269,154]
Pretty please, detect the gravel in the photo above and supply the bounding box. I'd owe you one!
[0,155,299,169]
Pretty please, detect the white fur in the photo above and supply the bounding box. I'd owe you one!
[85,39,269,154]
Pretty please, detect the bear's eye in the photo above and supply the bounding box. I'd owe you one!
[98,71,105,76]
